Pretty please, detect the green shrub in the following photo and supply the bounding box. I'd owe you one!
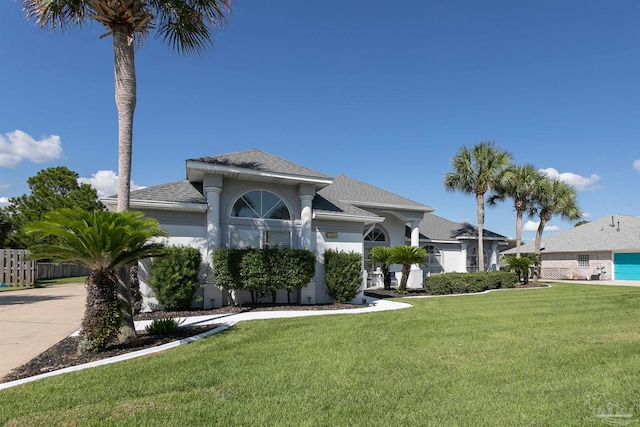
[324,249,362,303]
[426,271,518,295]
[150,245,202,310]
[213,248,316,304]
[145,317,184,335]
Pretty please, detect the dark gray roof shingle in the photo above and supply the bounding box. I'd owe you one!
[318,175,432,211]
[129,180,206,204]
[189,149,331,179]
[408,213,507,241]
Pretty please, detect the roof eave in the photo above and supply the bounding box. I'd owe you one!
[313,211,385,223]
[186,160,333,188]
[101,197,207,213]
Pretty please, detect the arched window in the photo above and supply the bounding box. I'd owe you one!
[229,190,292,249]
[423,245,442,272]
[364,227,387,242]
[467,247,489,272]
[231,190,290,220]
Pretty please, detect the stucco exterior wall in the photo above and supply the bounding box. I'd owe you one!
[135,209,208,312]
[313,220,366,304]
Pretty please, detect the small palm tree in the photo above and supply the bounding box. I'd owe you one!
[25,209,167,352]
[22,0,231,212]
[444,142,513,271]
[488,163,545,258]
[530,178,581,284]
[368,246,392,290]
[389,245,427,292]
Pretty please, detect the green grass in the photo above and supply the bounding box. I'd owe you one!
[2,283,640,426]
[0,276,86,292]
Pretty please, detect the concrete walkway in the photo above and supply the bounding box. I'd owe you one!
[0,283,86,379]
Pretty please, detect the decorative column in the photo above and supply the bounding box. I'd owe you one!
[300,194,314,250]
[408,220,423,288]
[460,242,468,273]
[490,243,498,271]
[204,185,222,308]
[299,186,316,304]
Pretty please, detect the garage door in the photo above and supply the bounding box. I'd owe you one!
[614,253,640,280]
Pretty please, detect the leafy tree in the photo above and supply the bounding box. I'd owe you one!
[22,0,231,212]
[444,142,513,271]
[389,245,427,292]
[488,163,545,258]
[574,220,590,227]
[368,246,392,290]
[530,178,581,284]
[1,166,103,248]
[24,209,167,352]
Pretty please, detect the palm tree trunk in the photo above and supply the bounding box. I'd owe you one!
[116,265,137,343]
[532,215,548,285]
[112,27,138,341]
[476,193,485,272]
[80,269,120,353]
[113,26,136,213]
[515,210,523,258]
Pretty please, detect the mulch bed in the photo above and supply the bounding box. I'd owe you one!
[1,302,360,384]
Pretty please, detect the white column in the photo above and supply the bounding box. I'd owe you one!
[300,194,314,250]
[204,186,222,308]
[460,242,468,273]
[299,190,316,304]
[408,220,423,288]
[490,243,498,271]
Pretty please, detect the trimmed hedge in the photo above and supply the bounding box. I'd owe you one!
[324,249,363,303]
[149,245,202,310]
[212,248,316,303]
[426,271,518,295]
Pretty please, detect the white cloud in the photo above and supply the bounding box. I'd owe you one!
[539,167,601,191]
[523,220,559,232]
[78,170,145,198]
[0,130,63,167]
[0,197,9,208]
[633,159,640,172]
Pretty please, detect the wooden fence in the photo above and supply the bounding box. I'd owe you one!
[0,249,36,287]
[37,263,89,280]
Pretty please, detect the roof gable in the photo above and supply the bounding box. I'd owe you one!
[186,149,332,186]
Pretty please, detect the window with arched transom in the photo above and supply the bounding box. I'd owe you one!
[364,227,387,242]
[229,190,292,249]
[467,247,489,272]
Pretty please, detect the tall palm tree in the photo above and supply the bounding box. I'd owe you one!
[530,178,581,284]
[488,163,545,258]
[389,245,427,292]
[444,142,513,271]
[22,0,232,212]
[24,208,167,352]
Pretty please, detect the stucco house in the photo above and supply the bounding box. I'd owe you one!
[103,149,508,309]
[505,214,640,281]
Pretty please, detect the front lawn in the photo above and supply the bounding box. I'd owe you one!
[2,283,640,426]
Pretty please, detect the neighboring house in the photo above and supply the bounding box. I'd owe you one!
[503,214,640,281]
[103,149,507,309]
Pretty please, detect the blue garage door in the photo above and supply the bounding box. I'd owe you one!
[614,253,640,280]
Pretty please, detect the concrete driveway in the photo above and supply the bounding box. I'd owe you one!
[0,283,85,378]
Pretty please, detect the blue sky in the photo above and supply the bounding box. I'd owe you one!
[1,0,639,241]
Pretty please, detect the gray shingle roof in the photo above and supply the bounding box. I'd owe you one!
[407,213,507,241]
[525,214,640,253]
[317,175,433,211]
[189,149,331,179]
[313,194,381,219]
[129,180,206,204]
